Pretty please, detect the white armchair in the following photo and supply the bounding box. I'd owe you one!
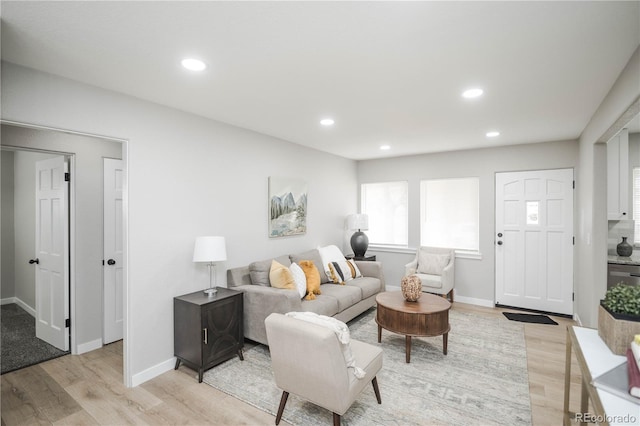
[405,246,455,302]
[264,313,383,426]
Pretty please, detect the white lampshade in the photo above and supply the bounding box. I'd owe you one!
[347,214,369,231]
[193,236,227,263]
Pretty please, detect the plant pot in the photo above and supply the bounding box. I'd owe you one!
[597,303,640,355]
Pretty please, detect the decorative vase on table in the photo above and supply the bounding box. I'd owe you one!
[401,275,422,302]
[616,236,633,257]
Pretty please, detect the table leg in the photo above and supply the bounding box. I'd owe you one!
[443,332,448,355]
[378,324,382,343]
[563,327,572,425]
[406,335,412,363]
[580,380,589,424]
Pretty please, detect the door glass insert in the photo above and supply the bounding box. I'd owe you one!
[526,201,539,225]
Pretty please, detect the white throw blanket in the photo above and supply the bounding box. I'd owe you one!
[285,311,365,379]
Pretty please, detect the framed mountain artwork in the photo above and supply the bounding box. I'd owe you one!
[268,176,307,238]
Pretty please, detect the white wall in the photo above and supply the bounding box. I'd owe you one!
[577,45,640,328]
[358,140,579,304]
[1,62,358,386]
[1,151,16,299]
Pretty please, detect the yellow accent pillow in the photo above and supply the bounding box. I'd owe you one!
[299,260,322,300]
[269,260,296,290]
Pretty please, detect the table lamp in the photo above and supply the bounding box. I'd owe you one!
[348,214,369,258]
[193,236,227,296]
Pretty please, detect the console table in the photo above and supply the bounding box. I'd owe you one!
[563,326,639,425]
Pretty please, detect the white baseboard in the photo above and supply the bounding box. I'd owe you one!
[131,357,176,387]
[1,297,36,317]
[574,313,583,326]
[454,295,494,308]
[77,338,103,355]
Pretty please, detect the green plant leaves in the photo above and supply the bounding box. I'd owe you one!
[603,283,640,316]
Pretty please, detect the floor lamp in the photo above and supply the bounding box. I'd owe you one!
[193,236,227,296]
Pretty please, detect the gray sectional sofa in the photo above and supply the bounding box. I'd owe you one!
[226,248,385,345]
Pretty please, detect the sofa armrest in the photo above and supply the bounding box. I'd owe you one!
[355,261,385,290]
[234,284,303,345]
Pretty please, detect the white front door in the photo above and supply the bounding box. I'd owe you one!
[103,158,124,344]
[495,169,574,315]
[35,156,69,351]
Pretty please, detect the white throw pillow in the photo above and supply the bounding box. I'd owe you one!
[318,245,355,284]
[417,252,450,275]
[285,311,365,379]
[289,262,307,299]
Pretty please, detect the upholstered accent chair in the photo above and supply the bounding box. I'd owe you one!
[264,313,383,426]
[405,246,455,302]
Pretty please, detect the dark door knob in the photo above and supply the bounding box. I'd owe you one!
[29,258,39,264]
[497,241,503,246]
[497,233,503,237]
[107,259,116,265]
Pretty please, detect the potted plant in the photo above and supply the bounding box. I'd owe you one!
[598,283,640,355]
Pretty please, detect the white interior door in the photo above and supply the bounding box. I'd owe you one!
[35,156,69,351]
[495,169,574,315]
[103,158,124,344]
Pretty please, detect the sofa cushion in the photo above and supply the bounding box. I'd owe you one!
[318,284,362,312]
[415,273,443,289]
[290,249,329,283]
[269,260,296,290]
[417,252,450,275]
[249,255,291,286]
[300,295,339,317]
[346,277,381,299]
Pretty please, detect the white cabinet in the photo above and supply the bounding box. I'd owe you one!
[607,128,629,220]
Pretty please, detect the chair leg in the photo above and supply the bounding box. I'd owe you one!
[372,376,382,404]
[275,391,289,425]
[333,412,341,426]
[448,289,454,303]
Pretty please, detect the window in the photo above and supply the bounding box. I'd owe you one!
[361,181,408,246]
[420,177,479,251]
[634,167,640,245]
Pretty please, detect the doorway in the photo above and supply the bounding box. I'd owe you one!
[495,168,574,315]
[0,123,126,379]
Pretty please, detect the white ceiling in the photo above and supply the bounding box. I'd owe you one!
[2,1,639,160]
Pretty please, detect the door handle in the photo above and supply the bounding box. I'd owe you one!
[107,259,116,265]
[203,328,208,345]
[497,241,503,246]
[497,233,503,238]
[29,258,40,264]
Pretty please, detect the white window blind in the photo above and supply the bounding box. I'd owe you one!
[420,177,479,251]
[361,181,408,246]
[634,167,640,245]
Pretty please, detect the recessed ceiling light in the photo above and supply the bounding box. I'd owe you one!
[181,58,206,71]
[486,131,500,138]
[380,145,391,150]
[320,118,335,126]
[462,88,484,99]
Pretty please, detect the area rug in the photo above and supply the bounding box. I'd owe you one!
[203,309,531,425]
[1,304,69,374]
[503,312,558,325]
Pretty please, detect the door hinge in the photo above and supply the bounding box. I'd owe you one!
[572,293,575,302]
[572,180,575,189]
[573,236,575,245]
[65,318,70,328]
[64,172,70,182]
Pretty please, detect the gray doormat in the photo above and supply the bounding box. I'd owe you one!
[1,304,69,374]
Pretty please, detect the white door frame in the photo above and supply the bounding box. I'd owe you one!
[1,119,130,387]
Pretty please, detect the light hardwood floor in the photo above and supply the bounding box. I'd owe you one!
[1,303,585,425]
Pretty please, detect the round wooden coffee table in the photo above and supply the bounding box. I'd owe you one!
[375,291,451,363]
